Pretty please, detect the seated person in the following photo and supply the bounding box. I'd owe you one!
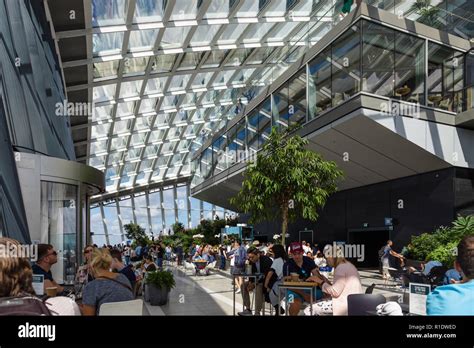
[305,244,363,316]
[81,248,134,315]
[427,235,474,315]
[443,266,462,285]
[110,248,136,290]
[142,255,158,273]
[238,246,273,316]
[0,238,80,315]
[32,244,64,295]
[402,259,443,286]
[264,244,288,315]
[282,242,323,316]
[76,245,95,281]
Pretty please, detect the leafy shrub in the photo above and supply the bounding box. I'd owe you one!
[410,215,474,266]
[145,270,175,289]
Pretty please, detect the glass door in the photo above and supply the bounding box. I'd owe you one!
[40,181,78,284]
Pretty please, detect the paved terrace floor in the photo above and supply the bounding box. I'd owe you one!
[144,263,408,315]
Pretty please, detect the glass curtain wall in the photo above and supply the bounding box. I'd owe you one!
[90,183,234,245]
[192,19,469,186]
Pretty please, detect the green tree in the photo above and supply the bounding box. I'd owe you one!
[123,222,149,246]
[230,126,343,246]
[172,222,185,235]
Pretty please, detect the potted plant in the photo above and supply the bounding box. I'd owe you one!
[145,270,176,306]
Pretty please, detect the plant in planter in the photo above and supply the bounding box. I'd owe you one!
[145,270,176,306]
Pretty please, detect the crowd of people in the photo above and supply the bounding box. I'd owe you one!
[0,233,472,316]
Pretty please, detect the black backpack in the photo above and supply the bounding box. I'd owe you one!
[0,296,52,316]
[378,246,386,259]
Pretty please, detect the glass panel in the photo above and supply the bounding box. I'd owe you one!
[134,0,163,23]
[40,182,77,284]
[212,70,234,87]
[93,32,124,55]
[202,50,228,68]
[92,0,128,27]
[123,57,149,76]
[151,55,175,73]
[170,0,198,21]
[235,0,260,18]
[93,105,114,121]
[394,31,425,104]
[190,25,221,46]
[267,22,300,41]
[119,80,142,99]
[242,23,275,43]
[361,20,394,97]
[93,84,116,102]
[91,123,111,138]
[427,42,464,112]
[331,23,361,105]
[161,27,191,49]
[247,109,259,152]
[169,74,191,91]
[145,77,167,95]
[224,48,253,67]
[308,47,331,119]
[177,52,203,71]
[129,29,159,51]
[204,0,229,19]
[93,60,119,79]
[287,69,307,126]
[116,101,135,116]
[264,0,287,17]
[139,98,157,113]
[246,47,274,65]
[259,98,272,143]
[218,24,248,44]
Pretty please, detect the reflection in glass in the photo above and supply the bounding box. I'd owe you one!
[161,27,191,49]
[331,23,361,105]
[93,60,119,79]
[394,32,425,104]
[151,55,175,73]
[428,42,464,112]
[134,0,163,23]
[93,32,124,55]
[92,0,128,27]
[123,57,149,76]
[361,21,394,97]
[308,48,331,119]
[129,29,159,51]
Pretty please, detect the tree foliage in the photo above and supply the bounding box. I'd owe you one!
[230,126,343,246]
[124,222,150,246]
[409,215,474,266]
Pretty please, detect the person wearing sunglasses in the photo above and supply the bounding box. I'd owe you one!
[32,244,64,295]
[75,245,96,290]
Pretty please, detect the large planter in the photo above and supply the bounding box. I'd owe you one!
[147,283,170,306]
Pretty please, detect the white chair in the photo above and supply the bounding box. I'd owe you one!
[99,299,145,316]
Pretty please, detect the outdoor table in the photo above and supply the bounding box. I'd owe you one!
[278,281,320,316]
[232,273,262,316]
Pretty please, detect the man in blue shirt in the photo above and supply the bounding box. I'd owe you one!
[427,235,474,315]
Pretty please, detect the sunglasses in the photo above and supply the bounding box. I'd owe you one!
[45,251,58,257]
[84,249,92,254]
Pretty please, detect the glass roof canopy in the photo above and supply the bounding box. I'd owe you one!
[87,0,339,195]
